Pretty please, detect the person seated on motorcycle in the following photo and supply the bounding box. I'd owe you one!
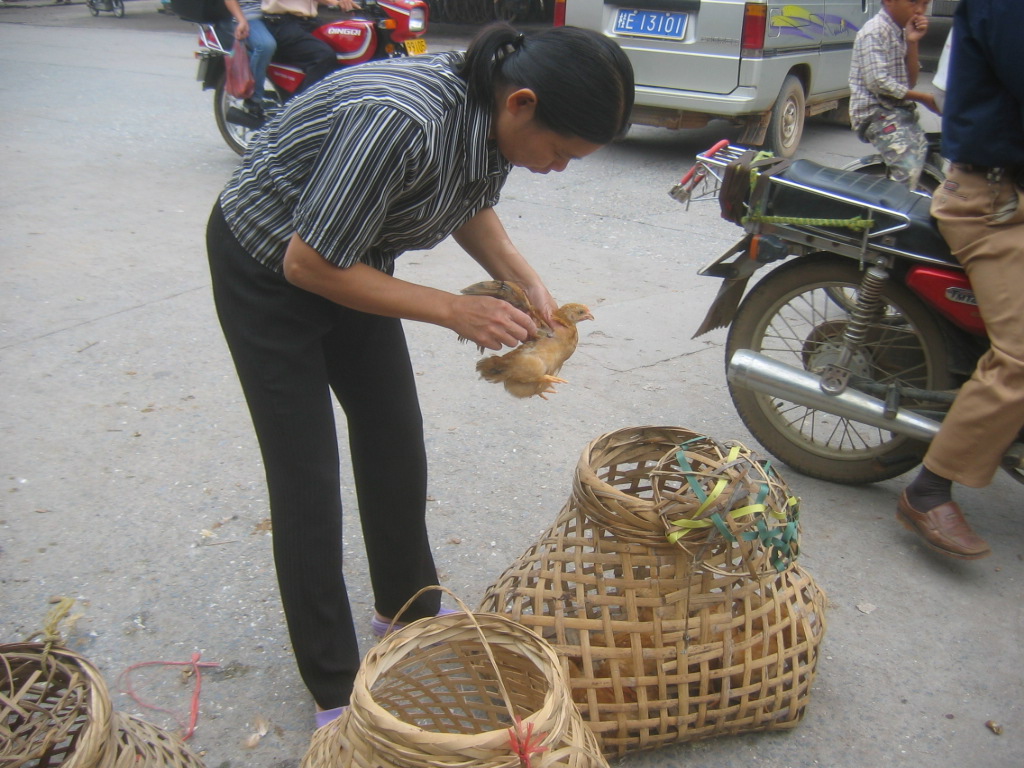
[224,0,277,118]
[259,0,357,95]
[849,0,941,189]
[898,0,1024,561]
[206,22,633,730]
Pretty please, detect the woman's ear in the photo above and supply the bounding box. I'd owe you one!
[504,88,538,119]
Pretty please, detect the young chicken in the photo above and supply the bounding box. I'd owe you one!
[459,280,593,399]
[481,310,594,400]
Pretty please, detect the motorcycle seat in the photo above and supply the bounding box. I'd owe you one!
[766,159,953,263]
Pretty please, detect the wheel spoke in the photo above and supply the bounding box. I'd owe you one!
[727,258,951,483]
[773,400,887,451]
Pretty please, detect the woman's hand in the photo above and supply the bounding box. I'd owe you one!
[520,281,557,327]
[451,295,536,351]
[223,0,249,38]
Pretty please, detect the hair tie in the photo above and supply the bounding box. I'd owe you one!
[497,34,525,61]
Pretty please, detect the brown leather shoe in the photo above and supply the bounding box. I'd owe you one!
[897,491,991,560]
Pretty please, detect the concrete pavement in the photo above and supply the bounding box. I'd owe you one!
[1,3,1019,766]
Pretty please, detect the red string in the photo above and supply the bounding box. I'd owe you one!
[507,716,548,768]
[117,652,219,740]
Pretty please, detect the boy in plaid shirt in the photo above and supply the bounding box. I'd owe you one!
[849,0,940,188]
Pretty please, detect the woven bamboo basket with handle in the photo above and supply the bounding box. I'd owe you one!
[108,712,207,768]
[1,642,117,768]
[302,589,608,768]
[479,426,827,758]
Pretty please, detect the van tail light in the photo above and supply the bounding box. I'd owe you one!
[741,2,767,52]
[553,0,566,27]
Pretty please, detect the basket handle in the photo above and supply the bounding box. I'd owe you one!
[386,585,520,728]
[24,596,77,657]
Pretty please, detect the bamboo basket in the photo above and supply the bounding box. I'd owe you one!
[479,426,827,757]
[109,712,207,768]
[302,597,608,768]
[1,642,116,768]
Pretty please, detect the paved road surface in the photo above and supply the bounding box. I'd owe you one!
[1,3,1018,767]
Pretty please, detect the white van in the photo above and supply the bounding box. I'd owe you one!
[555,0,880,156]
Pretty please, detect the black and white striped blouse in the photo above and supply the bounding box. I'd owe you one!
[219,51,511,274]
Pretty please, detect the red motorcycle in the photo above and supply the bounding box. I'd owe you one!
[681,142,1024,486]
[179,0,428,154]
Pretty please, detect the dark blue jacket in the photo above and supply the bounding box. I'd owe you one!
[941,0,1024,168]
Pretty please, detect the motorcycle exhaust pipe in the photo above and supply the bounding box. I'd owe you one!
[727,349,942,442]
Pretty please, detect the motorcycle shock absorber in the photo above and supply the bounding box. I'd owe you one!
[819,261,890,395]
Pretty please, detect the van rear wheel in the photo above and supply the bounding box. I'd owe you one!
[765,75,805,158]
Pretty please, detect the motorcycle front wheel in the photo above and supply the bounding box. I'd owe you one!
[113,0,125,16]
[726,255,954,485]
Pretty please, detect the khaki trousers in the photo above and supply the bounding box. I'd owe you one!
[924,166,1024,486]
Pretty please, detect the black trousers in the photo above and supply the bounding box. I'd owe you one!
[206,202,440,708]
[263,14,338,94]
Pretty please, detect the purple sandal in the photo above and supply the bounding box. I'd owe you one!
[315,705,347,729]
[371,607,458,638]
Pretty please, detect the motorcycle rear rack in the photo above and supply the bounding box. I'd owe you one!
[678,142,955,268]
[196,23,230,56]
[669,140,749,207]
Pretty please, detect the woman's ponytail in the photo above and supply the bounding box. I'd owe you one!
[459,23,522,105]
[459,23,634,145]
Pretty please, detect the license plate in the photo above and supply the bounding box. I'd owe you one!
[405,38,428,55]
[613,8,687,41]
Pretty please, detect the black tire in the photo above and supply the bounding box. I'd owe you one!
[88,1,99,15]
[214,76,249,156]
[493,0,528,22]
[213,75,281,156]
[764,74,805,159]
[726,255,953,485]
[844,159,944,195]
[113,0,124,16]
